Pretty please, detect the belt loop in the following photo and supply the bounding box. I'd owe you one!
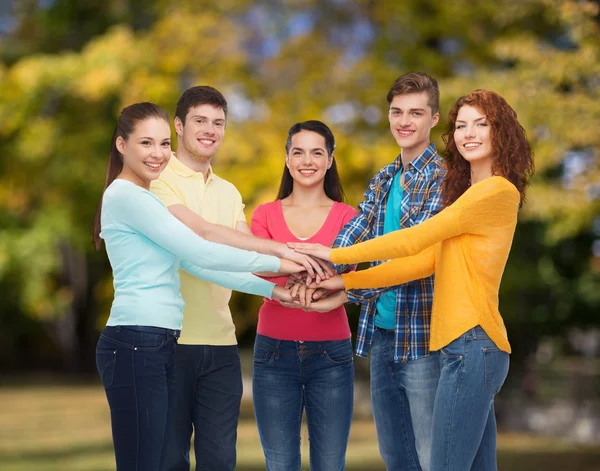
[471,327,478,339]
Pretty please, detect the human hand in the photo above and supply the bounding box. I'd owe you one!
[310,288,332,301]
[272,285,294,304]
[286,242,332,263]
[280,246,333,283]
[304,290,348,313]
[289,282,319,309]
[278,258,307,276]
[285,272,309,290]
[308,274,345,291]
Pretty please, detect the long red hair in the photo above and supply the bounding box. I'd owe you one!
[441,89,534,208]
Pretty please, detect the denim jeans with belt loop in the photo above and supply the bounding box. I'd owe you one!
[96,325,179,471]
[430,325,510,471]
[252,334,354,471]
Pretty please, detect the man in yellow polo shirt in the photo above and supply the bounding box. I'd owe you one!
[151,86,325,471]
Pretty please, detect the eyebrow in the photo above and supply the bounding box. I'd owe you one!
[138,137,170,140]
[456,117,487,123]
[290,147,325,152]
[390,107,426,112]
[190,115,225,122]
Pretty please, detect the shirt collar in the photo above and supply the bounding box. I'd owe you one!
[385,141,438,178]
[168,152,214,181]
[406,142,438,174]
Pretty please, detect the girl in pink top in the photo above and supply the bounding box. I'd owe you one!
[250,120,357,471]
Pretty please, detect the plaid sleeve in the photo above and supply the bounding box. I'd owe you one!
[331,175,381,273]
[347,163,444,305]
[346,284,399,304]
[334,170,395,304]
[413,165,445,224]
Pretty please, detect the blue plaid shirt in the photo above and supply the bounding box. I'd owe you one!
[333,142,444,363]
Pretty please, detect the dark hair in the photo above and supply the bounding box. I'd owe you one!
[92,102,170,250]
[387,72,440,115]
[276,120,345,202]
[175,86,228,125]
[441,89,535,208]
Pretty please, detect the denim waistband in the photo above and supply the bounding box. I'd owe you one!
[463,325,487,340]
[374,326,395,333]
[116,325,180,339]
[255,333,350,347]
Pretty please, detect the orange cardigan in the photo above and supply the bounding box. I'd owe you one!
[332,176,520,353]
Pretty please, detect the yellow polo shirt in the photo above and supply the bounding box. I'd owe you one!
[150,154,246,345]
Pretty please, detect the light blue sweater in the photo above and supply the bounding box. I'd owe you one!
[100,179,280,330]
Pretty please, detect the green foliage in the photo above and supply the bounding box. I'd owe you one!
[0,0,598,367]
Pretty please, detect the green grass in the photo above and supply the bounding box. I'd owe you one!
[1,384,599,470]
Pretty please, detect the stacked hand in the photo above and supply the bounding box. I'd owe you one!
[278,246,334,284]
[275,241,347,312]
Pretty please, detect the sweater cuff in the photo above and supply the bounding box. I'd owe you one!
[341,272,356,290]
[261,281,277,300]
[265,255,281,273]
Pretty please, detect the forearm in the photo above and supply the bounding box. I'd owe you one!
[331,207,458,265]
[170,204,285,257]
[205,224,284,257]
[341,247,435,290]
[180,261,276,299]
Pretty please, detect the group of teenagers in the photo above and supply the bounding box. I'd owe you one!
[93,71,535,471]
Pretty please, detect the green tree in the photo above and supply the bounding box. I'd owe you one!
[0,0,597,372]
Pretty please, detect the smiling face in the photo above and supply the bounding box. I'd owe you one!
[175,104,225,161]
[453,105,494,168]
[286,130,333,190]
[116,117,172,189]
[388,91,439,159]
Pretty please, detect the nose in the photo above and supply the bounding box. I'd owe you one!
[398,113,411,127]
[465,125,477,139]
[301,152,312,165]
[150,143,162,157]
[200,121,216,136]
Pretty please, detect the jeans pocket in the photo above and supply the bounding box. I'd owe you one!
[484,348,510,394]
[133,332,167,352]
[323,340,354,365]
[96,349,117,388]
[439,334,466,358]
[253,343,275,366]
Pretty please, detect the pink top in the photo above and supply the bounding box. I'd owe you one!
[251,200,357,341]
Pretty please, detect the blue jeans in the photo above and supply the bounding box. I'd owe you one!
[252,334,354,471]
[370,328,440,471]
[96,325,179,471]
[161,344,243,471]
[431,326,510,471]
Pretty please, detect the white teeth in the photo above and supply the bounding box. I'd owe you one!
[144,162,161,169]
[464,143,480,149]
[199,139,214,145]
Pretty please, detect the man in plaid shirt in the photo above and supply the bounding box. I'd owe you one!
[317,72,444,471]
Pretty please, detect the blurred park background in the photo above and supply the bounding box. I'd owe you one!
[0,0,599,469]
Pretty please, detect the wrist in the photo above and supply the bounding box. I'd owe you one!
[272,242,287,258]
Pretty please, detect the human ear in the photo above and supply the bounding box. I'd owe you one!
[116,136,126,155]
[174,117,184,137]
[327,155,333,169]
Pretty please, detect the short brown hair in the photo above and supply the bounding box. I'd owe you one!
[387,72,440,114]
[175,86,228,125]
